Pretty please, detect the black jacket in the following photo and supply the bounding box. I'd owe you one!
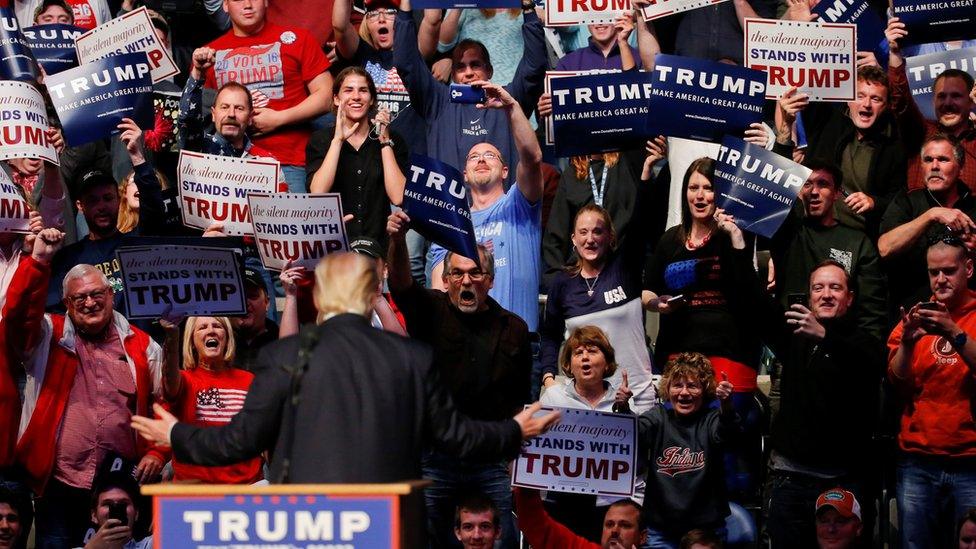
[171,314,523,483]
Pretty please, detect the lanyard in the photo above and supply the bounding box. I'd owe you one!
[588,163,609,207]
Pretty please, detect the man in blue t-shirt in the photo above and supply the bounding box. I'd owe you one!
[426,82,543,332]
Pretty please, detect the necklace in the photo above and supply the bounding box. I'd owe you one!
[583,273,600,297]
[685,229,714,251]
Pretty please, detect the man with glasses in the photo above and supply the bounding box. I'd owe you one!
[888,235,976,548]
[424,83,543,337]
[3,228,162,548]
[393,0,546,186]
[387,213,532,548]
[880,134,976,316]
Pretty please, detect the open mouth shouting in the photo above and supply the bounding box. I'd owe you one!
[205,337,220,349]
[458,289,477,307]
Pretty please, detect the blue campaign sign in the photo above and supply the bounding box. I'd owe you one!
[892,0,976,46]
[23,24,83,75]
[403,154,480,263]
[906,48,976,121]
[550,70,654,157]
[45,51,153,147]
[0,8,39,81]
[646,54,765,143]
[813,0,885,52]
[154,493,396,548]
[713,136,811,238]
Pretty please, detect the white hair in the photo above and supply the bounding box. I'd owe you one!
[62,264,111,298]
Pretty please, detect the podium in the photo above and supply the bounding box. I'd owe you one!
[143,481,429,549]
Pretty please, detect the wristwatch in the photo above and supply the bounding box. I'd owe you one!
[953,331,969,349]
[379,138,394,149]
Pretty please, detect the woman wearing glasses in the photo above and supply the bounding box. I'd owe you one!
[539,138,666,410]
[307,66,408,249]
[158,316,263,484]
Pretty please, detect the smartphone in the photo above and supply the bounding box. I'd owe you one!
[449,84,486,104]
[108,501,127,526]
[666,294,685,305]
[787,293,807,307]
[918,301,942,311]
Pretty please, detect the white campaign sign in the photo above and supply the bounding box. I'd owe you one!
[640,0,728,21]
[177,151,279,236]
[117,245,246,319]
[512,408,637,497]
[545,0,632,26]
[248,192,349,271]
[75,7,179,83]
[744,18,857,101]
[0,81,57,164]
[0,171,30,234]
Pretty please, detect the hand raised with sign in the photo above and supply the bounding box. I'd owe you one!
[190,47,216,80]
[775,87,808,145]
[513,402,561,440]
[782,0,816,21]
[614,12,634,44]
[743,122,769,148]
[642,136,667,179]
[118,118,145,165]
[537,93,552,118]
[885,17,907,67]
[279,264,307,296]
[714,208,745,249]
[46,127,64,155]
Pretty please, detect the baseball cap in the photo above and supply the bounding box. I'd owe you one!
[350,237,383,260]
[77,170,118,198]
[815,488,861,520]
[242,267,266,292]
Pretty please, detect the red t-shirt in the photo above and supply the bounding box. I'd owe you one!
[169,367,264,484]
[204,23,330,166]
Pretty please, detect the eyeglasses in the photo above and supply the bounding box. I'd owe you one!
[670,381,703,394]
[67,288,109,307]
[926,232,966,248]
[448,269,488,281]
[466,151,499,163]
[365,8,396,18]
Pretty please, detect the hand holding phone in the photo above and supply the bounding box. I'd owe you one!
[108,502,128,526]
[449,83,486,104]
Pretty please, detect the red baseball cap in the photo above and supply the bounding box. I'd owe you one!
[815,488,861,520]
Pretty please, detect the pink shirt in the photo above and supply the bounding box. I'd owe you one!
[54,324,137,489]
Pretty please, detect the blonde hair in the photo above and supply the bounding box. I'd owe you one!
[558,325,618,379]
[181,316,236,369]
[117,169,170,234]
[659,352,717,401]
[313,253,380,323]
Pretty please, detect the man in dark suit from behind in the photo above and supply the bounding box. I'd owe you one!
[131,253,558,486]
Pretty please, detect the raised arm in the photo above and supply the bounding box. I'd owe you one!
[118,118,165,236]
[332,0,360,60]
[475,81,542,203]
[394,0,448,119]
[160,319,184,401]
[376,109,407,205]
[419,9,445,59]
[386,210,414,292]
[505,6,547,117]
[178,48,215,152]
[878,208,974,258]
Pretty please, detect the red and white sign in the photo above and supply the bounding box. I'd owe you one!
[744,18,856,102]
[545,0,632,26]
[177,151,279,236]
[0,172,30,235]
[512,407,637,497]
[0,81,58,165]
[75,7,179,83]
[248,192,349,271]
[640,0,728,20]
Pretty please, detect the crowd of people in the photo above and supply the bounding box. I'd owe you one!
[0,0,974,546]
